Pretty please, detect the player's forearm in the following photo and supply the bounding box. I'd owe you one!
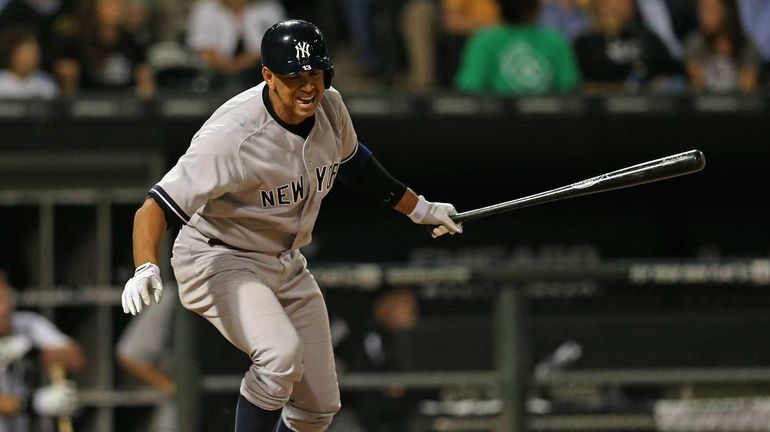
[394,187,419,215]
[133,198,167,267]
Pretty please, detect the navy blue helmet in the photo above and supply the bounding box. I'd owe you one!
[261,20,334,89]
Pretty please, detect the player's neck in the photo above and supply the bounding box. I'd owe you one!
[263,85,315,139]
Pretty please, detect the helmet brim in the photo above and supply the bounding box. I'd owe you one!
[265,57,333,76]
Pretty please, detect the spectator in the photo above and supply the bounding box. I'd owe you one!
[338,0,382,76]
[152,0,199,44]
[455,0,580,94]
[347,287,422,432]
[737,0,770,81]
[399,0,439,90]
[54,0,156,97]
[439,0,501,86]
[574,0,674,91]
[538,0,590,42]
[0,26,58,98]
[685,0,759,92]
[186,0,285,92]
[0,269,85,431]
[636,0,697,62]
[116,287,178,432]
[0,0,81,72]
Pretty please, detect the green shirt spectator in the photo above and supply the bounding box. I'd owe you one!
[455,24,581,93]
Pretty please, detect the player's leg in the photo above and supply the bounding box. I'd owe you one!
[274,251,341,432]
[171,231,304,431]
[180,269,303,431]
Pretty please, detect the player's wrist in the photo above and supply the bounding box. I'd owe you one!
[134,262,160,276]
[407,195,431,224]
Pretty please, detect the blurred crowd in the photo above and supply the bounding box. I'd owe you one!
[0,0,768,99]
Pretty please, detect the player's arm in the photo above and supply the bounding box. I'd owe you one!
[123,198,166,316]
[132,198,167,267]
[338,142,462,238]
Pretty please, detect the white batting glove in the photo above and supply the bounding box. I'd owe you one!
[408,195,463,238]
[32,381,78,417]
[122,262,163,316]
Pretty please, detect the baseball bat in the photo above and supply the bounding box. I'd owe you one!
[452,150,705,223]
[48,363,74,432]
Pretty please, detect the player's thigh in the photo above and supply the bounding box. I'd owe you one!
[194,269,296,357]
[279,268,332,344]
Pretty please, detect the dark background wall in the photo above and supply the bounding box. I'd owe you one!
[1,94,769,430]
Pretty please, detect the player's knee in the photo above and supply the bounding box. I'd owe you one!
[285,398,341,432]
[243,330,304,406]
[261,329,303,376]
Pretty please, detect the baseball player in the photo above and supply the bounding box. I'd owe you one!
[121,19,462,432]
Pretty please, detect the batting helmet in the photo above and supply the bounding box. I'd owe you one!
[261,20,335,89]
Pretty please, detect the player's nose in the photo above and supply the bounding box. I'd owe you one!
[300,74,314,85]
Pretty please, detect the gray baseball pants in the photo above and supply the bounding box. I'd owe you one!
[171,225,340,432]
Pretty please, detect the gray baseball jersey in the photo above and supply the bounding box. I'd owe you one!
[155,82,358,431]
[150,82,358,255]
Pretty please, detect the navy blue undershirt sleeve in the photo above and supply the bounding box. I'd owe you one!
[338,142,407,206]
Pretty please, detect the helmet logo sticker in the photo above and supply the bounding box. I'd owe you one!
[295,42,311,59]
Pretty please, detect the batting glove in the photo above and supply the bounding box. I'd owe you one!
[408,195,463,238]
[32,381,78,417]
[122,262,163,316]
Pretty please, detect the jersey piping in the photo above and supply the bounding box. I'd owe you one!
[149,185,191,224]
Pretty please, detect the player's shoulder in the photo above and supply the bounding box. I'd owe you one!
[322,85,344,103]
[195,83,272,145]
[320,86,348,114]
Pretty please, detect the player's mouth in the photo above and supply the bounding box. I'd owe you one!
[296,95,316,108]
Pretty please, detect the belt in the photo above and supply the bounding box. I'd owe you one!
[207,237,252,252]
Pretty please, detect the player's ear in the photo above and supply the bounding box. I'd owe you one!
[262,67,275,90]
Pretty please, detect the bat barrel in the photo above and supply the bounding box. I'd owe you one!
[452,150,705,224]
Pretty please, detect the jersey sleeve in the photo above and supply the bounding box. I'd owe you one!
[150,131,246,225]
[325,87,358,162]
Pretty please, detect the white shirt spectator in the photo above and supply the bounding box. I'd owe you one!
[0,70,58,99]
[0,311,72,432]
[186,0,285,59]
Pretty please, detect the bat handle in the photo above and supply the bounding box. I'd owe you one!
[48,363,74,432]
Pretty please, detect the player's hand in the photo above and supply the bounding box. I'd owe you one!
[32,381,78,417]
[408,195,463,238]
[122,262,163,316]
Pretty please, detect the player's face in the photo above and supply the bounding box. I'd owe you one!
[264,67,326,125]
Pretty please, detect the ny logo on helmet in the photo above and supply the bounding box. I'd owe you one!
[295,42,311,59]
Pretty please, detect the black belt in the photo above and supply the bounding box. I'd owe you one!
[207,238,251,252]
